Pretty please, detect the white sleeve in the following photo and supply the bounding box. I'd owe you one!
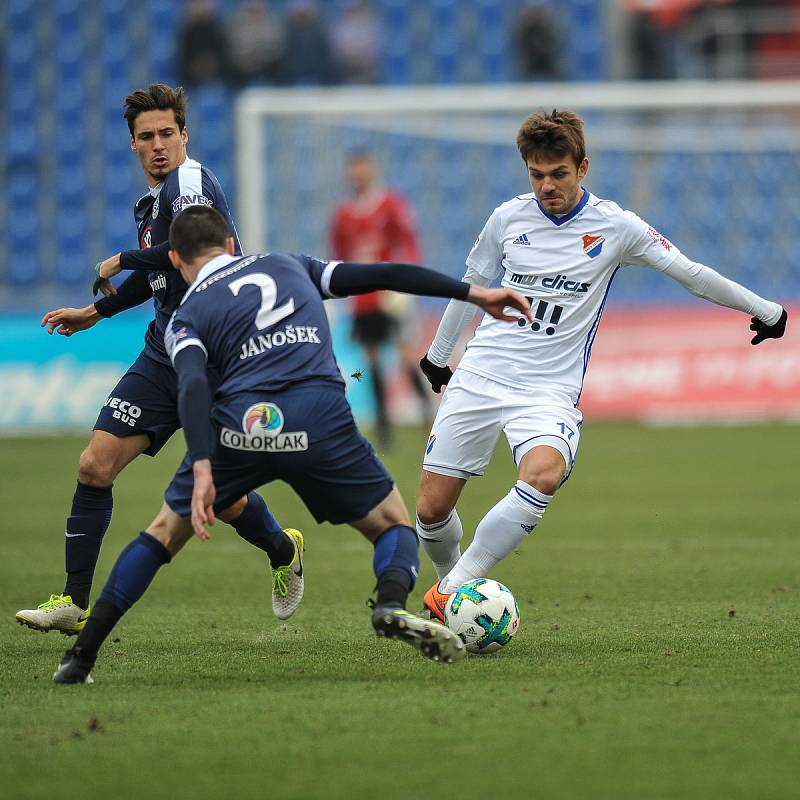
[464,209,505,282]
[663,253,783,324]
[426,264,492,366]
[618,210,682,271]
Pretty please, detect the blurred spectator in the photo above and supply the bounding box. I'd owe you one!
[178,0,231,86]
[331,0,383,84]
[227,1,285,86]
[754,0,800,78]
[279,0,339,86]
[513,0,565,81]
[329,151,432,446]
[623,0,686,79]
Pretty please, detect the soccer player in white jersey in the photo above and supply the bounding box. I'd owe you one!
[416,109,788,621]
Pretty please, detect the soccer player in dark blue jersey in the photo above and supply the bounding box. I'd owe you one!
[51,205,533,682]
[17,85,301,635]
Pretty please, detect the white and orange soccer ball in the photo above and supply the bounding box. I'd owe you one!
[444,578,520,654]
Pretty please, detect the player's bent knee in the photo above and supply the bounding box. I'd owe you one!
[519,462,564,496]
[350,486,410,542]
[416,474,462,524]
[518,444,568,496]
[77,446,118,486]
[218,495,247,523]
[146,503,194,556]
[530,474,561,496]
[415,496,455,526]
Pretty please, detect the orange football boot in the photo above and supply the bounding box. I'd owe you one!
[422,581,451,623]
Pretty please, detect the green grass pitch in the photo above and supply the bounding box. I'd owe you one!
[1,424,798,800]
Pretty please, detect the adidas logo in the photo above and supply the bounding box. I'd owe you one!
[512,233,531,246]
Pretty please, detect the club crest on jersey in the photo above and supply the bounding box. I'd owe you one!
[243,402,284,435]
[582,233,604,258]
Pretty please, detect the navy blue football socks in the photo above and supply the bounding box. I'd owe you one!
[230,491,294,567]
[63,481,114,609]
[373,525,420,608]
[99,531,171,612]
[74,531,171,658]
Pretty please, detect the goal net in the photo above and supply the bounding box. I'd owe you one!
[235,80,800,305]
[235,82,800,422]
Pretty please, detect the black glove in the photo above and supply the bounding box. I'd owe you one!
[750,308,787,345]
[419,355,452,394]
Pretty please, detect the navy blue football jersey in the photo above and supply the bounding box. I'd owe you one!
[133,158,241,365]
[164,253,344,398]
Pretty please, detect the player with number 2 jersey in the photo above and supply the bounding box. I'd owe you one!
[50,205,534,683]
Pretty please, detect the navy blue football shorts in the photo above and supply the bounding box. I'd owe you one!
[93,350,180,456]
[164,381,394,524]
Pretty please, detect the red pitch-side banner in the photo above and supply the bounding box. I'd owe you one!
[579,305,800,421]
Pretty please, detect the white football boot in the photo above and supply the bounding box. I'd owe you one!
[16,594,89,635]
[271,529,305,620]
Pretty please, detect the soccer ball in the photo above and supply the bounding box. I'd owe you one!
[444,579,520,654]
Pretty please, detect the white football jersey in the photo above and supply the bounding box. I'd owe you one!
[459,190,680,404]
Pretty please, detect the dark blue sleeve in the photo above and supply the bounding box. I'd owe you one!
[329,262,471,301]
[173,346,214,463]
[94,270,153,316]
[119,241,172,271]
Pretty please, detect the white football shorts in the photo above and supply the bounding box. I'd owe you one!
[422,369,583,481]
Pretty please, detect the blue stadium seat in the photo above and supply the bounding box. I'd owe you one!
[383,0,413,84]
[5,252,41,289]
[7,203,40,287]
[56,208,89,283]
[56,165,88,205]
[9,171,37,204]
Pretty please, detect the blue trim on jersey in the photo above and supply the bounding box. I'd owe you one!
[535,188,589,227]
[576,265,620,406]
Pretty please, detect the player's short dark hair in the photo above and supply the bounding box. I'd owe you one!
[124,83,188,137]
[516,109,586,168]
[169,206,231,262]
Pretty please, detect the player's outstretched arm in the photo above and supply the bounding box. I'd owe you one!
[329,261,531,321]
[662,254,785,344]
[41,305,102,336]
[465,285,532,322]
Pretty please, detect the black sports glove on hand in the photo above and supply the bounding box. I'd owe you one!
[750,308,787,345]
[420,355,453,394]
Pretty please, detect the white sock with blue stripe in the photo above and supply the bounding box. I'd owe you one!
[416,510,464,580]
[440,481,551,593]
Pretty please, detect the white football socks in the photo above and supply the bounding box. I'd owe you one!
[440,480,552,593]
[416,509,464,580]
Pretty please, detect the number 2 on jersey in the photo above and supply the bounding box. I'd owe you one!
[228,273,295,330]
